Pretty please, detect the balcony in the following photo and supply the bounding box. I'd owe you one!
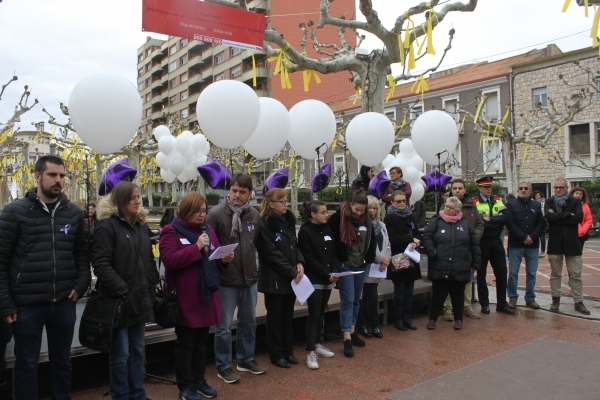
[187,73,204,88]
[151,48,163,62]
[241,50,267,62]
[151,110,165,121]
[242,67,270,84]
[189,40,212,53]
[255,90,271,97]
[151,93,166,107]
[149,63,163,77]
[188,54,205,71]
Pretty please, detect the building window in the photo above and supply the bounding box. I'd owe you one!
[138,54,144,62]
[215,52,224,65]
[138,68,144,77]
[595,122,600,153]
[483,90,499,121]
[181,38,189,48]
[146,48,152,56]
[231,68,242,78]
[145,63,151,72]
[570,123,590,155]
[532,87,548,107]
[313,158,325,172]
[170,95,177,106]
[442,96,460,123]
[146,77,151,86]
[447,143,462,175]
[482,138,502,173]
[180,90,188,101]
[231,47,242,56]
[146,93,151,102]
[180,71,188,83]
[146,108,152,117]
[334,155,344,173]
[181,109,189,118]
[169,61,177,72]
[180,54,188,65]
[138,82,145,90]
[384,108,396,122]
[170,78,178,89]
[215,74,224,81]
[170,45,177,55]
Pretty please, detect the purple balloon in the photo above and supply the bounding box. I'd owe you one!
[197,158,232,190]
[262,167,289,196]
[98,158,137,196]
[311,163,332,193]
[368,170,391,199]
[421,168,453,193]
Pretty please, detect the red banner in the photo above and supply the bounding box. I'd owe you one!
[142,0,266,51]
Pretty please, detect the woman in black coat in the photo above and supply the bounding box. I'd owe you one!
[92,182,159,400]
[298,201,339,369]
[350,165,373,193]
[256,188,305,369]
[422,196,481,331]
[384,191,422,332]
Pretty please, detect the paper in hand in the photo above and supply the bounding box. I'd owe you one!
[330,271,365,277]
[291,275,314,305]
[404,244,420,263]
[208,243,238,261]
[368,263,386,278]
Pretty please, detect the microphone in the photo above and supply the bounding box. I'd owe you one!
[200,224,210,252]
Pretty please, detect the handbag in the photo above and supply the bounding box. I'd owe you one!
[79,289,128,352]
[389,253,415,272]
[153,275,180,328]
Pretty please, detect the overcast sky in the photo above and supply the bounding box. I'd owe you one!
[0,0,594,132]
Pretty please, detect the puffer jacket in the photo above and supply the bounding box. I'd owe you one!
[422,215,481,282]
[256,210,304,295]
[92,196,159,325]
[0,189,90,318]
[384,212,422,282]
[206,201,260,287]
[298,221,340,286]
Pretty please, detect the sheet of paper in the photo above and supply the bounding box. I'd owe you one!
[291,275,314,305]
[208,243,239,261]
[368,263,387,278]
[330,271,365,277]
[404,244,421,263]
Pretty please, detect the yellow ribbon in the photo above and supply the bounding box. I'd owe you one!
[539,148,543,158]
[251,53,257,87]
[294,164,299,184]
[302,70,321,92]
[403,16,417,70]
[585,0,590,17]
[394,33,406,66]
[288,153,296,169]
[410,75,429,102]
[473,95,487,124]
[591,7,600,47]
[491,106,511,146]
[386,74,396,102]
[562,0,571,12]
[267,44,292,89]
[396,115,408,136]
[331,129,343,151]
[426,6,438,55]
[353,85,361,105]
[522,144,530,164]
[556,123,563,137]
[460,113,468,133]
[247,163,251,174]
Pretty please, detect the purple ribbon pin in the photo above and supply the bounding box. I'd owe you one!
[275,233,282,242]
[60,224,71,235]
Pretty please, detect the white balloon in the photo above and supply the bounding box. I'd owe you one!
[177,172,189,183]
[197,80,260,149]
[395,153,410,170]
[184,164,199,179]
[193,154,208,167]
[418,172,426,186]
[69,73,142,154]
[399,139,416,156]
[411,183,425,203]
[160,168,176,183]
[153,125,170,141]
[191,134,208,153]
[158,136,175,155]
[200,144,210,156]
[156,152,170,170]
[175,131,193,155]
[345,112,394,166]
[403,167,419,183]
[184,149,195,165]
[169,155,185,176]
[381,154,395,169]
[411,110,459,164]
[243,98,290,159]
[408,154,424,171]
[288,100,336,160]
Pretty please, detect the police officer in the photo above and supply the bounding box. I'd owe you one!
[473,177,514,315]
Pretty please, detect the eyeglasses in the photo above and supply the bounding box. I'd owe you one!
[553,186,565,189]
[393,199,407,204]
[444,205,457,210]
[195,209,207,215]
[518,187,530,191]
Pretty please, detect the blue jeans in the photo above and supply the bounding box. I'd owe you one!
[12,298,76,400]
[393,281,414,323]
[338,264,368,332]
[214,284,258,370]
[508,246,539,302]
[109,322,147,400]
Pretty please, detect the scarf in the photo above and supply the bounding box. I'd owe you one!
[386,204,412,218]
[372,219,382,236]
[171,218,220,305]
[226,196,251,239]
[390,178,406,190]
[439,210,463,224]
[340,201,368,249]
[553,193,569,213]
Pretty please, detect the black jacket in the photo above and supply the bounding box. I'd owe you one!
[350,177,369,194]
[256,210,304,295]
[0,189,90,318]
[504,196,546,248]
[298,221,340,286]
[92,197,159,325]
[327,208,376,267]
[545,195,583,256]
[384,213,422,282]
[423,215,481,282]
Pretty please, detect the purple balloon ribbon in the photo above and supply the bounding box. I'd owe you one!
[263,167,289,196]
[197,158,232,190]
[421,168,453,194]
[368,170,391,199]
[98,158,137,196]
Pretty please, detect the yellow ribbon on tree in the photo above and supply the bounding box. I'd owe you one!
[410,75,429,102]
[302,70,321,92]
[403,16,417,71]
[331,129,343,151]
[287,153,296,169]
[247,163,251,174]
[426,5,438,55]
[459,113,469,133]
[394,33,406,67]
[491,105,511,146]
[396,115,408,136]
[267,44,292,90]
[522,143,530,164]
[562,0,571,13]
[386,74,396,102]
[556,123,563,137]
[590,6,600,48]
[251,53,257,87]
[353,85,362,105]
[473,95,487,124]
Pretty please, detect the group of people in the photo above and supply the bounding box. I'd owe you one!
[0,155,594,400]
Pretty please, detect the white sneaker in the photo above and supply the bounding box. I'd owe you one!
[306,353,319,369]
[315,344,335,358]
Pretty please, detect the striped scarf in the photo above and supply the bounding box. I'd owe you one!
[226,196,251,239]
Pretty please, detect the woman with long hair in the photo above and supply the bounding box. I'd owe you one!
[298,200,339,369]
[256,189,304,368]
[328,190,376,358]
[351,165,373,193]
[357,196,390,339]
[160,193,234,399]
[92,182,159,400]
[384,191,422,331]
[161,201,178,228]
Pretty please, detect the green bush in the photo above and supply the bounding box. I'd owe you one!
[581,179,600,218]
[162,194,172,205]
[142,196,149,207]
[152,193,163,206]
[206,192,220,206]
[319,186,350,202]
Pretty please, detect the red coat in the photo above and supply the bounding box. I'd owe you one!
[160,220,226,329]
[578,203,592,238]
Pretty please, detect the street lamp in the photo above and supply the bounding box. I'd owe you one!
[333,162,345,202]
[493,162,500,174]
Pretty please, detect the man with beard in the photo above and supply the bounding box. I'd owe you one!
[0,155,90,399]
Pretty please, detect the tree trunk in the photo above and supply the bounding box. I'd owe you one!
[290,185,298,212]
[503,139,518,193]
[361,59,388,115]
